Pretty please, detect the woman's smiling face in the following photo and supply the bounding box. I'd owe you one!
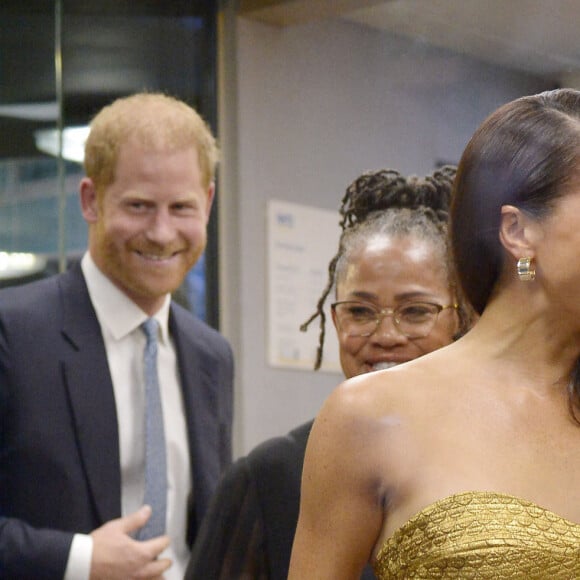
[332,233,459,378]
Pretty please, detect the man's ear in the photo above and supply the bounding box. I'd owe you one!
[204,181,216,225]
[79,178,99,224]
[498,204,539,261]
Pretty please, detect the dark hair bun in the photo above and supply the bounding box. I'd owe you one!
[339,166,456,229]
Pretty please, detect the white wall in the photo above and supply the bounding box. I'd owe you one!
[218,9,551,456]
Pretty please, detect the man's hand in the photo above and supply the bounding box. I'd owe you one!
[90,506,171,580]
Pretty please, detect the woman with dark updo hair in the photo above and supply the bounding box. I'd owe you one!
[290,88,580,579]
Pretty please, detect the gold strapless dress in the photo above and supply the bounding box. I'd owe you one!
[373,491,580,579]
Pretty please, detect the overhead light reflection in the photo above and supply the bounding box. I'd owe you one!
[0,252,47,280]
[34,126,90,164]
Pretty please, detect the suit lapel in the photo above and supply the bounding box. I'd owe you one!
[59,265,121,524]
[170,307,220,533]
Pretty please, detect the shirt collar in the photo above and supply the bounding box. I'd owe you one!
[81,252,171,343]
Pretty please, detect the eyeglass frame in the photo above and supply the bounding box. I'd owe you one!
[330,300,458,339]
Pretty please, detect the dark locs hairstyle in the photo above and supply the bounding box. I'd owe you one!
[451,88,580,418]
[301,166,474,370]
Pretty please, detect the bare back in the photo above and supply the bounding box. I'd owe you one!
[289,333,580,578]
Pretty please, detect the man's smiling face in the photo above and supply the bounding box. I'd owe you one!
[82,139,214,315]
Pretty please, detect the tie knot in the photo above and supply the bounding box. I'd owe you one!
[141,318,159,344]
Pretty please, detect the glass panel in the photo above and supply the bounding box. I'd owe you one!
[0,1,218,325]
[0,2,61,285]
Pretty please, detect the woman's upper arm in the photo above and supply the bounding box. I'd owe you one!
[288,380,386,579]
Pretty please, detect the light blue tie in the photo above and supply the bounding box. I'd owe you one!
[138,318,167,539]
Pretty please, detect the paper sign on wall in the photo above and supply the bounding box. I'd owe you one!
[267,199,342,373]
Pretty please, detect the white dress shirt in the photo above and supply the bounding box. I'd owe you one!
[64,253,192,579]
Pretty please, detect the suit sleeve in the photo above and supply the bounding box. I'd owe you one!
[0,511,74,578]
[185,456,269,580]
[0,299,74,579]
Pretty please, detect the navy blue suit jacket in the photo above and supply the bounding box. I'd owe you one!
[0,263,233,579]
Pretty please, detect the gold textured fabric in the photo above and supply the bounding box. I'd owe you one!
[373,491,580,579]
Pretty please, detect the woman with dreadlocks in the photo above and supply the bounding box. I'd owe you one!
[185,166,474,580]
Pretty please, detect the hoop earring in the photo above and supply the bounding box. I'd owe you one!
[516,257,536,282]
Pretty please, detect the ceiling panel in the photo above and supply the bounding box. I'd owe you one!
[341,0,580,83]
[241,0,580,84]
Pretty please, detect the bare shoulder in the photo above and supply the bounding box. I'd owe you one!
[301,366,421,504]
[323,341,464,419]
[307,354,437,474]
[309,341,471,479]
[291,347,466,577]
[311,370,404,459]
[374,340,469,398]
[293,370,407,576]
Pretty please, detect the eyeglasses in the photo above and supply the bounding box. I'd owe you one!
[331,300,458,339]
